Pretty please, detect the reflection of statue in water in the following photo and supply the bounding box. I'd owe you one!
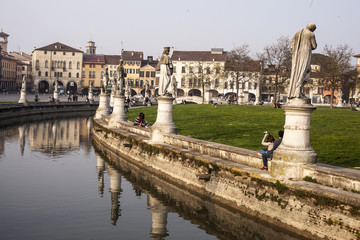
[102,67,109,94]
[54,78,58,92]
[158,47,173,96]
[21,75,26,91]
[117,60,126,95]
[288,23,317,99]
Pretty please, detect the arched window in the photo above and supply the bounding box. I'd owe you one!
[63,61,66,69]
[77,61,80,69]
[36,60,39,69]
[45,60,48,68]
[69,61,72,69]
[68,72,71,78]
[60,72,63,77]
[76,72,79,78]
[38,71,41,76]
[45,71,48,77]
[57,61,59,68]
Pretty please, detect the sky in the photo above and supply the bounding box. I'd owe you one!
[1,0,360,63]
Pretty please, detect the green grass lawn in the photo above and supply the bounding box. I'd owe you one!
[127,104,360,168]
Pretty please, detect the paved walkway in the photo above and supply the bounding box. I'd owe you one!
[0,93,98,103]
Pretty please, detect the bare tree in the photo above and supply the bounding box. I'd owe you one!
[225,45,253,102]
[321,44,355,109]
[257,36,291,104]
[186,59,224,103]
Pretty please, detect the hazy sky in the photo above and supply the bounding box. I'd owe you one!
[1,0,359,62]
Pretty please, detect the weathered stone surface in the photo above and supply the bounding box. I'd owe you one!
[92,119,360,240]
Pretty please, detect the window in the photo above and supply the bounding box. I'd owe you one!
[151,71,155,77]
[189,79,193,87]
[181,78,185,87]
[89,72,91,78]
[69,72,71,78]
[92,71,95,78]
[206,67,210,74]
[317,87,323,94]
[45,60,48,68]
[69,61,72,69]
[53,51,56,55]
[72,52,75,56]
[110,71,113,77]
[146,71,150,77]
[140,80,144,87]
[54,72,57,77]
[77,62,80,69]
[44,51,47,54]
[189,66,193,73]
[151,80,154,87]
[82,72,85,78]
[135,79,139,87]
[36,60,40,70]
[60,72,63,77]
[140,71,144,77]
[136,69,139,74]
[63,52,66,55]
[45,71,48,77]
[76,73,79,78]
[182,66,186,73]
[38,71,41,76]
[80,80,84,86]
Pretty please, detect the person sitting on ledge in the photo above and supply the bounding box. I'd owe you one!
[260,130,284,171]
[134,112,150,128]
[257,132,275,157]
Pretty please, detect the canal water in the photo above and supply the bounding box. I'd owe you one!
[0,115,307,240]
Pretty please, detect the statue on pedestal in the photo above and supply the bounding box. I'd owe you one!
[21,75,26,91]
[287,23,317,100]
[117,60,126,96]
[158,47,173,96]
[102,68,109,94]
[145,80,150,97]
[54,78,58,92]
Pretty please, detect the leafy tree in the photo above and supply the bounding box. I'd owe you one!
[320,44,355,109]
[257,36,291,103]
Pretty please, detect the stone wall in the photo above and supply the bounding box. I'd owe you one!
[92,119,360,240]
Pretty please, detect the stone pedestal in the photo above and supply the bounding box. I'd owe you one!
[18,90,28,105]
[337,98,343,107]
[108,95,128,127]
[149,195,169,239]
[271,98,317,180]
[151,95,177,143]
[94,93,110,119]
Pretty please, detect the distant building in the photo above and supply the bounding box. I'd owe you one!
[32,42,83,93]
[104,55,121,82]
[121,51,143,96]
[10,51,32,91]
[82,54,105,89]
[139,56,158,96]
[353,53,360,102]
[171,48,227,97]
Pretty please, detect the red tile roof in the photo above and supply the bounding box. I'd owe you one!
[171,50,227,62]
[36,42,82,53]
[225,60,262,72]
[83,54,105,64]
[354,54,360,58]
[0,31,9,37]
[104,55,121,65]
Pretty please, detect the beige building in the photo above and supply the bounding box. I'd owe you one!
[121,51,143,95]
[82,54,105,90]
[139,56,158,96]
[171,48,227,97]
[32,42,83,93]
[10,51,32,91]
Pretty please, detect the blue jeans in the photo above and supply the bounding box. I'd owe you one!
[262,152,272,167]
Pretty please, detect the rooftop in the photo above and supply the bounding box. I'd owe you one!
[171,50,227,62]
[36,42,83,53]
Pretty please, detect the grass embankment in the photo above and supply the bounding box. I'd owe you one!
[127,105,360,168]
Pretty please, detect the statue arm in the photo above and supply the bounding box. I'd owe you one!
[311,34,317,50]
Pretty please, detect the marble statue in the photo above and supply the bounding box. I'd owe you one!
[54,78,58,91]
[145,80,150,97]
[21,75,26,91]
[287,23,317,99]
[89,81,93,93]
[171,77,177,98]
[117,60,126,95]
[102,67,109,94]
[158,47,173,96]
[125,79,131,96]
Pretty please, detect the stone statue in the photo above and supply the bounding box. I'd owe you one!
[158,47,173,96]
[287,23,317,99]
[125,79,131,96]
[145,80,150,97]
[21,75,26,91]
[337,88,343,98]
[171,77,177,98]
[89,81,93,93]
[102,67,109,94]
[54,78,58,92]
[117,60,126,95]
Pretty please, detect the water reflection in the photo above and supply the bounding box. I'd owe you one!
[107,164,122,225]
[0,117,93,157]
[94,143,308,240]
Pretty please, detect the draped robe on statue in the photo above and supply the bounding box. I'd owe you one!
[288,25,317,99]
[158,53,173,96]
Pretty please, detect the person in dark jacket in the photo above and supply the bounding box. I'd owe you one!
[260,130,284,171]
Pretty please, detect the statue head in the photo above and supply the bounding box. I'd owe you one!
[163,47,170,54]
[306,23,316,32]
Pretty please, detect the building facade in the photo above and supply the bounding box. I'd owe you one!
[139,56,158,96]
[32,42,83,94]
